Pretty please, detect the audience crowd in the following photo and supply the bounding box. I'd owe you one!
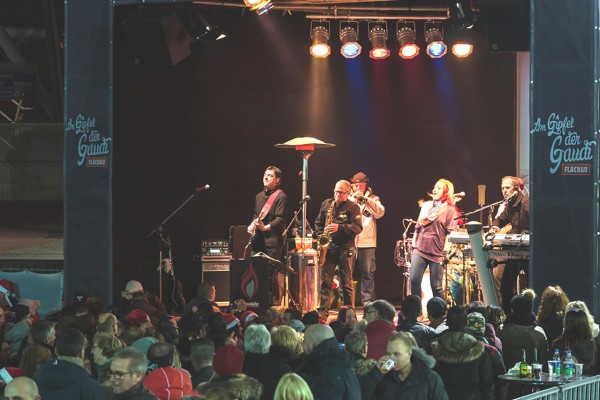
[0,277,598,400]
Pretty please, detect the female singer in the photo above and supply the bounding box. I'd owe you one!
[410,179,459,299]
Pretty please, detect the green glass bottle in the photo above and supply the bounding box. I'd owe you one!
[519,349,529,378]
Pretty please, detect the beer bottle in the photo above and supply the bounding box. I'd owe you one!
[519,349,529,378]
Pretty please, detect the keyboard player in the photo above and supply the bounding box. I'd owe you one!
[489,176,530,313]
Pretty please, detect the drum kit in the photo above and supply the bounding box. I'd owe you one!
[395,226,482,309]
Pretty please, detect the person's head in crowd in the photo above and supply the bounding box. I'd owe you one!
[200,386,236,400]
[337,306,358,326]
[302,324,335,355]
[55,328,86,358]
[244,324,271,354]
[124,309,151,327]
[427,297,447,321]
[282,309,302,326]
[190,338,215,372]
[123,325,146,346]
[109,347,149,394]
[156,318,180,345]
[271,325,302,354]
[465,312,487,338]
[274,372,314,400]
[565,300,599,338]
[29,320,56,347]
[367,299,396,323]
[486,305,506,329]
[147,342,175,368]
[86,296,104,319]
[289,319,305,333]
[521,288,536,305]
[239,311,258,330]
[200,374,262,400]
[537,285,570,324]
[207,313,228,348]
[19,343,52,378]
[20,299,40,322]
[244,315,271,331]
[121,280,144,301]
[562,308,593,344]
[507,293,536,326]
[344,330,367,357]
[221,313,241,336]
[14,303,33,324]
[266,307,284,325]
[302,311,320,327]
[386,331,417,374]
[446,305,468,331]
[4,376,41,400]
[212,345,244,377]
[466,301,488,320]
[197,282,217,302]
[399,295,422,323]
[0,279,17,307]
[97,313,120,335]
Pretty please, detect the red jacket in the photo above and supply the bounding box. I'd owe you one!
[143,366,197,400]
[366,319,396,360]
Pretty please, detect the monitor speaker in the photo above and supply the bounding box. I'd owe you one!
[201,258,230,306]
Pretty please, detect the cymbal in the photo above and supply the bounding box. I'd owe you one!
[275,136,336,149]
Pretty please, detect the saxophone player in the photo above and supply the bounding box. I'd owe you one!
[315,180,363,318]
[349,172,385,307]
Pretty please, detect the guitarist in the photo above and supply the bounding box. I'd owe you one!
[247,166,288,306]
[490,176,530,313]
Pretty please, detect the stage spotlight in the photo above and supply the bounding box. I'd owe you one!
[176,3,227,41]
[340,23,362,58]
[425,22,447,58]
[448,0,474,29]
[452,43,473,57]
[449,26,474,58]
[244,0,273,15]
[310,21,331,58]
[396,22,419,59]
[368,22,390,60]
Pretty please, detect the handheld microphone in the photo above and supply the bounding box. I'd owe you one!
[195,184,210,192]
[454,192,466,197]
[405,219,418,224]
[299,195,311,205]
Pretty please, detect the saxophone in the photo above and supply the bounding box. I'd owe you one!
[317,200,335,267]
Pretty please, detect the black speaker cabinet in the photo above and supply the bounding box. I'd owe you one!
[201,257,230,306]
[230,258,273,315]
[478,0,530,52]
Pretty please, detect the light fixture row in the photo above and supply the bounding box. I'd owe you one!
[310,21,474,60]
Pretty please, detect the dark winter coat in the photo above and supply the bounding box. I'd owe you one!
[497,323,549,369]
[242,352,291,400]
[105,381,157,400]
[429,331,495,400]
[34,358,106,400]
[375,348,448,400]
[397,319,438,350]
[269,344,303,371]
[349,353,384,400]
[298,337,361,400]
[551,336,599,375]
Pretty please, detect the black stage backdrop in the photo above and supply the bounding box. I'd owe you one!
[112,9,517,305]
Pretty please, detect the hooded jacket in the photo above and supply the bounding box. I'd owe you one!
[375,347,448,400]
[349,353,384,400]
[299,337,361,400]
[429,331,494,400]
[497,323,549,369]
[34,358,106,400]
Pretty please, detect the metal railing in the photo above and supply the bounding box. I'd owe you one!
[515,375,600,400]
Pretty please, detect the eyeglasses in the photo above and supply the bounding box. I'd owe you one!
[107,369,134,379]
[334,190,349,195]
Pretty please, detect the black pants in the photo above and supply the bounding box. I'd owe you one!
[494,260,528,313]
[319,247,355,312]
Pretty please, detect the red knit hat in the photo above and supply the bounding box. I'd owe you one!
[221,312,240,330]
[213,345,244,376]
[124,309,151,325]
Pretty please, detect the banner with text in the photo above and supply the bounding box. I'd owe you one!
[531,1,598,313]
[64,1,113,304]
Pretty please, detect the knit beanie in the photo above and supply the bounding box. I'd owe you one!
[213,345,244,376]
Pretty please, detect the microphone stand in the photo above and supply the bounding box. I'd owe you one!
[147,188,205,302]
[454,198,507,225]
[281,199,309,310]
[401,219,414,298]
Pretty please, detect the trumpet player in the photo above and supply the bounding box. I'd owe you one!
[315,180,362,318]
[349,172,385,307]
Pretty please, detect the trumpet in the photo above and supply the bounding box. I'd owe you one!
[350,191,368,205]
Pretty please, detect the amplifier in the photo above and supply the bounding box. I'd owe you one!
[201,240,231,257]
[201,256,231,306]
